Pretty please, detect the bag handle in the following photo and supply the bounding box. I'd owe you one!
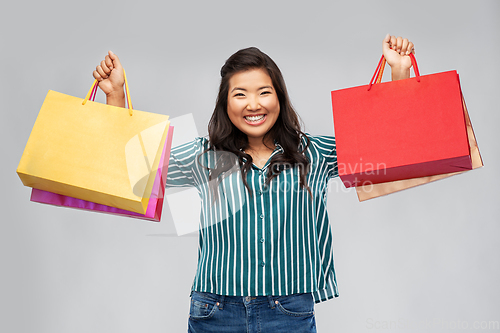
[82,69,133,116]
[367,53,420,91]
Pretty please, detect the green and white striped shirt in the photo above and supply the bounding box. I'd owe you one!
[166,135,339,303]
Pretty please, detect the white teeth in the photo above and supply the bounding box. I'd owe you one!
[245,115,265,122]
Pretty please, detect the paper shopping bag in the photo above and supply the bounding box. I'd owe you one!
[331,54,472,188]
[30,126,174,221]
[17,73,170,214]
[355,96,482,200]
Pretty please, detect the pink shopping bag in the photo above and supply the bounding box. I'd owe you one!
[30,126,174,222]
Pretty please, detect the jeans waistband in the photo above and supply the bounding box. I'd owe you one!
[191,291,311,310]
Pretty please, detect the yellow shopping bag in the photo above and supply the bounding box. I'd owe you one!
[17,72,170,214]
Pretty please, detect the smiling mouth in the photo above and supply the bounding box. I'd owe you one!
[244,114,266,123]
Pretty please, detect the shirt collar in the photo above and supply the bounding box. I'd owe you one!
[239,141,283,170]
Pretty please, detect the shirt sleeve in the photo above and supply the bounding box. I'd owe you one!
[165,137,206,188]
[305,134,339,180]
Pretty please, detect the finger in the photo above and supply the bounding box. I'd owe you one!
[100,60,112,76]
[407,41,415,55]
[93,70,104,82]
[390,35,397,50]
[396,36,403,53]
[104,55,114,70]
[96,65,108,79]
[108,50,122,69]
[401,38,409,55]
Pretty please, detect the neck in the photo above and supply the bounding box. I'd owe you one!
[246,136,274,153]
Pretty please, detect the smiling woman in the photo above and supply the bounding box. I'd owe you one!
[91,35,415,333]
[207,47,311,193]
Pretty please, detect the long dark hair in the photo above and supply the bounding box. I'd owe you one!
[203,47,310,195]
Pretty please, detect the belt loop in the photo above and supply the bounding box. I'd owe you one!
[218,295,225,310]
[268,296,276,309]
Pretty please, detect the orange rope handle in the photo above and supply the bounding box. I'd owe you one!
[376,58,386,84]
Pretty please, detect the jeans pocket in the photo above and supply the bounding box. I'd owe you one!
[275,293,315,317]
[189,292,219,320]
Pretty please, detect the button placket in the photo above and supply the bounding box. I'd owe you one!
[256,169,267,271]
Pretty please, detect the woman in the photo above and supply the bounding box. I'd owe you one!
[93,34,415,333]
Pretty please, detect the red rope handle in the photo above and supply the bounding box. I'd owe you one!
[89,80,98,101]
[409,53,420,81]
[367,55,385,91]
[367,53,420,91]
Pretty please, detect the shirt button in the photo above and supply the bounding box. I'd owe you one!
[257,190,262,195]
[261,262,265,267]
[260,214,264,219]
[260,238,265,243]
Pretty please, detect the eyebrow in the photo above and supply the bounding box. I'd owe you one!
[230,86,274,93]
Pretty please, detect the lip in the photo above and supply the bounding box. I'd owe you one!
[243,114,267,126]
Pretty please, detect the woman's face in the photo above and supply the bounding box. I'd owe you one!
[227,68,280,145]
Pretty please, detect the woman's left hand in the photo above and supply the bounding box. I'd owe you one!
[383,34,415,80]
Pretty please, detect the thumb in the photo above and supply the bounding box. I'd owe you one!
[108,50,123,69]
[382,34,391,53]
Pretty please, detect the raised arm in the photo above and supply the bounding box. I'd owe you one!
[383,34,415,81]
[92,51,126,107]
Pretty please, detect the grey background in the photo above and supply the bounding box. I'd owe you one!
[2,0,499,332]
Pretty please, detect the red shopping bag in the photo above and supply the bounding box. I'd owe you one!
[30,126,174,222]
[331,54,472,188]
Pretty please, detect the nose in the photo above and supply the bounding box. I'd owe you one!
[246,96,261,111]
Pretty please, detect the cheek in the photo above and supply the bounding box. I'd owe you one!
[226,101,244,128]
[226,101,239,120]
[227,97,244,113]
[264,97,280,114]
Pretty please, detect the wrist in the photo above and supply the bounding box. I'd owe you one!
[106,89,126,108]
[391,66,410,81]
[106,88,125,98]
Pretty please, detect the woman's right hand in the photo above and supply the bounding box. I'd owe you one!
[93,51,126,107]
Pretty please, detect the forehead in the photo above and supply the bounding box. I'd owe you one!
[228,68,273,89]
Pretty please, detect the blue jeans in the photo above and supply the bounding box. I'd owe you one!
[188,291,317,333]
